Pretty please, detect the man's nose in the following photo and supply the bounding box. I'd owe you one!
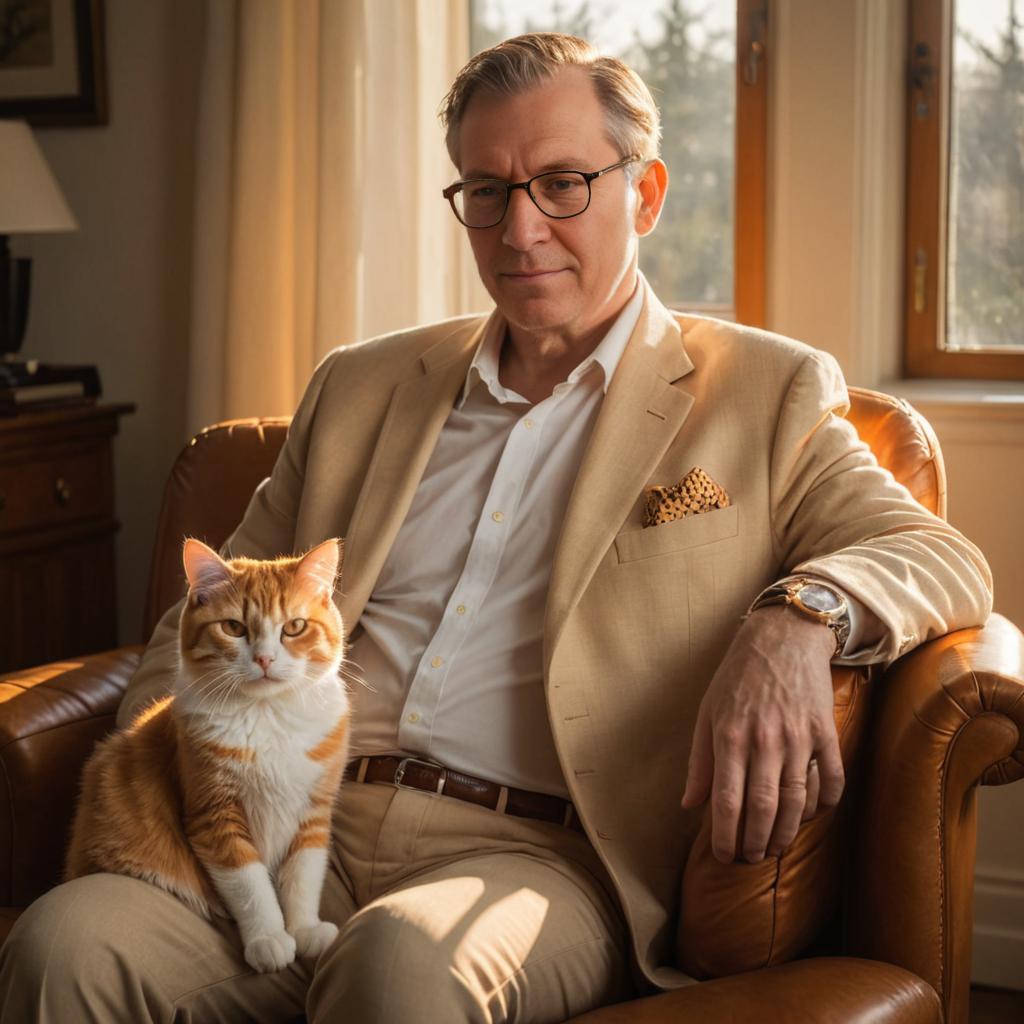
[501,187,550,249]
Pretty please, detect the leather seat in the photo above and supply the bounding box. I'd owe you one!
[1,387,1021,1023]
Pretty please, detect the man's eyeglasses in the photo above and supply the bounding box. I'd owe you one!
[442,156,639,229]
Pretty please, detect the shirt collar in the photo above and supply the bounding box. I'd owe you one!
[457,275,645,409]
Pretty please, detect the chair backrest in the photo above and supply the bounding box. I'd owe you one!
[143,417,289,639]
[142,387,947,638]
[845,386,946,519]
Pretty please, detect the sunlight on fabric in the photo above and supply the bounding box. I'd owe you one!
[397,875,487,942]
[454,887,550,982]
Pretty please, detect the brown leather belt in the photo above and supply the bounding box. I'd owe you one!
[344,755,585,834]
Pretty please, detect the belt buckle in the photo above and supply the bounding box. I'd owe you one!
[394,756,447,795]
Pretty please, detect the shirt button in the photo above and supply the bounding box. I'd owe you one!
[523,418,535,429]
[407,712,420,723]
[456,604,467,615]
[492,511,504,523]
[431,656,443,668]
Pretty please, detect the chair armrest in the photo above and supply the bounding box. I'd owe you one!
[676,667,871,977]
[0,647,142,906]
[849,613,1024,1024]
[563,958,941,1023]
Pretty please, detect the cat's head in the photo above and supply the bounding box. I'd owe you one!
[177,538,345,699]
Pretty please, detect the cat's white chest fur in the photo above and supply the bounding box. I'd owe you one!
[182,680,349,871]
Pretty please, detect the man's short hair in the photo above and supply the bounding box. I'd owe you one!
[440,32,662,172]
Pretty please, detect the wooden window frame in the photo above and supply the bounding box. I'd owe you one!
[735,0,768,328]
[905,0,1024,380]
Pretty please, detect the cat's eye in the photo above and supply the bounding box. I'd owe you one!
[222,619,247,638]
[282,618,307,637]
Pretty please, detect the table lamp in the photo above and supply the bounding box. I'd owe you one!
[0,119,78,360]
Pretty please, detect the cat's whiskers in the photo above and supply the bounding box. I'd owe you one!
[184,668,238,703]
[294,673,342,714]
[183,664,229,689]
[209,675,246,719]
[187,667,245,706]
[336,654,372,693]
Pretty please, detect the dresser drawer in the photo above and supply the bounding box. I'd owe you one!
[0,447,108,534]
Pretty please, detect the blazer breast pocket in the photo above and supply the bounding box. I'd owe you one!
[614,504,740,564]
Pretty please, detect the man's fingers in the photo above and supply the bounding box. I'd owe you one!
[709,729,747,863]
[766,751,814,856]
[681,708,713,809]
[800,758,821,822]
[815,733,846,809]
[740,745,786,863]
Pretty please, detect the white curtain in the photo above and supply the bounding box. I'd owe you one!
[186,0,486,434]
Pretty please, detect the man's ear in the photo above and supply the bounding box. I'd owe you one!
[633,158,669,237]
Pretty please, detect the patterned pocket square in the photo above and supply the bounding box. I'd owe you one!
[642,467,731,528]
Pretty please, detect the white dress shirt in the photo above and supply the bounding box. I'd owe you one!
[346,280,880,798]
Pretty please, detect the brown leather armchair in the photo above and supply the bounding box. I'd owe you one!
[1,388,1021,1024]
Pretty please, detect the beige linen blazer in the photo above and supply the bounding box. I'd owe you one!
[123,280,992,990]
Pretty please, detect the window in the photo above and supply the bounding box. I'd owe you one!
[468,0,767,325]
[905,0,1024,379]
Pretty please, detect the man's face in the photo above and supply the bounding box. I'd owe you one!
[455,68,657,342]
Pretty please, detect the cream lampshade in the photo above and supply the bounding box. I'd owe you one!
[0,119,78,356]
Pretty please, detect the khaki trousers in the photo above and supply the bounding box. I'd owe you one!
[0,779,634,1023]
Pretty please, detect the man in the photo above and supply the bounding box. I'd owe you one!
[0,32,991,1024]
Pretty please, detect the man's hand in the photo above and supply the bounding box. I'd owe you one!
[680,605,844,863]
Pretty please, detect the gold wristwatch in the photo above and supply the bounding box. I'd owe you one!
[747,577,851,658]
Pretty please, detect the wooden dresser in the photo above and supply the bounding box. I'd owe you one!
[0,403,134,673]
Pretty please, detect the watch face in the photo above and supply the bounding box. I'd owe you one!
[799,584,843,614]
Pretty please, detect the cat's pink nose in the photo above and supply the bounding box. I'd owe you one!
[256,655,274,673]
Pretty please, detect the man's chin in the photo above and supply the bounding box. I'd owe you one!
[494,289,579,334]
[502,305,578,336]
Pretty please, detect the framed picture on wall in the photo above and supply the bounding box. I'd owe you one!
[0,0,107,126]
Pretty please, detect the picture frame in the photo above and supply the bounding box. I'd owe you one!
[0,0,108,126]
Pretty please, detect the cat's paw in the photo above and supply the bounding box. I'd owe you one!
[244,929,297,973]
[292,919,339,958]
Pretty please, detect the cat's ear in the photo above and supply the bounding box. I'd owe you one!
[294,538,342,606]
[182,538,232,605]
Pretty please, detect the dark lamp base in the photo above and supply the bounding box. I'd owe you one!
[0,235,31,357]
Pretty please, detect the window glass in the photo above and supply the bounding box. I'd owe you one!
[946,0,1024,350]
[470,0,736,309]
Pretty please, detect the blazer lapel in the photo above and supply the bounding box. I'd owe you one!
[543,286,695,673]
[338,319,486,631]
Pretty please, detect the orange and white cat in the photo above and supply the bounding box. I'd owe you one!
[66,537,350,974]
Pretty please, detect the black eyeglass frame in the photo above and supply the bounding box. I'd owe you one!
[442,155,640,229]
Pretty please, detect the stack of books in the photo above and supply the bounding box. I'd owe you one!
[0,359,102,415]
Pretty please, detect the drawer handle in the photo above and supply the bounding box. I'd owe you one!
[54,478,73,506]
[0,490,5,512]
